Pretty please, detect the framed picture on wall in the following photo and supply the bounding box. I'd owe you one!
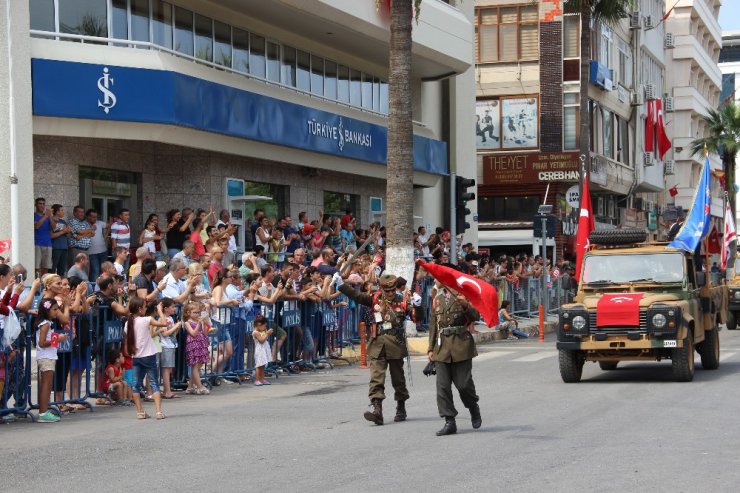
[501,96,539,149]
[475,99,501,149]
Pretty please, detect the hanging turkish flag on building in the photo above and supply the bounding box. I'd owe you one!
[0,239,11,255]
[708,224,721,254]
[575,175,595,282]
[416,260,499,327]
[645,99,656,153]
[669,185,679,197]
[655,99,672,158]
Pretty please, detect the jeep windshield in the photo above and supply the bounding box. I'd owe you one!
[582,252,685,284]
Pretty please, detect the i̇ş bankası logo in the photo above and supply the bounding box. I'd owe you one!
[97,67,117,114]
[306,117,372,152]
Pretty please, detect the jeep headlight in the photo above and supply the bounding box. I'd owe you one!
[651,313,667,329]
[734,290,740,300]
[572,315,586,330]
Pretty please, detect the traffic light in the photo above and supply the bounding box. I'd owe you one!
[455,176,476,235]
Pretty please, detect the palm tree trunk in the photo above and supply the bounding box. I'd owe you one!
[384,0,415,283]
[579,6,592,194]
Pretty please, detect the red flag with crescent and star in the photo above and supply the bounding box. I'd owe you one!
[0,239,11,255]
[416,260,498,327]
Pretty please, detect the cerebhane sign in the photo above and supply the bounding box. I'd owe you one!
[483,152,580,185]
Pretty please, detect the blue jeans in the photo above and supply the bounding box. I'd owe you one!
[132,354,160,394]
[88,252,108,282]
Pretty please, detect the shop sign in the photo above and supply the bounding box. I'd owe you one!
[482,152,579,185]
[91,180,132,197]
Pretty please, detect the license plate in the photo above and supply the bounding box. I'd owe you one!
[663,340,677,348]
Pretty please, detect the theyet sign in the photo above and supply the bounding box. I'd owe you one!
[482,152,579,185]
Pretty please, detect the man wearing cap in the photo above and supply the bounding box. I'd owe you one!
[427,271,482,436]
[333,271,412,425]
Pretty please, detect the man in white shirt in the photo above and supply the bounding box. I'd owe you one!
[216,210,238,256]
[161,258,193,304]
[172,240,196,267]
[86,209,109,282]
[417,226,430,257]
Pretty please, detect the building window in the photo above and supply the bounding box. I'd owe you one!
[563,91,579,150]
[311,55,324,96]
[475,5,539,63]
[232,28,249,73]
[174,6,194,57]
[243,182,287,224]
[617,38,632,88]
[152,1,173,50]
[296,50,311,92]
[58,0,107,37]
[563,14,580,82]
[602,109,612,159]
[281,46,297,87]
[214,21,232,67]
[131,0,150,43]
[194,14,213,62]
[30,0,56,32]
[266,40,280,82]
[324,192,359,219]
[249,33,266,78]
[478,195,541,222]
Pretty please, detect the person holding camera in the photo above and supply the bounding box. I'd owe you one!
[427,280,482,436]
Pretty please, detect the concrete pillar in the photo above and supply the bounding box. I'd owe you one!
[449,0,477,247]
[0,0,34,268]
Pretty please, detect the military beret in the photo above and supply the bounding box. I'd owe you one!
[379,274,397,289]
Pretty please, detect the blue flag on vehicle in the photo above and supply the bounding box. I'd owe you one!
[668,154,712,252]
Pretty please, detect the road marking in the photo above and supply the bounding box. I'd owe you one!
[720,351,736,362]
[476,351,515,362]
[511,351,556,362]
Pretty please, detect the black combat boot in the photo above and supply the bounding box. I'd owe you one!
[364,399,384,425]
[470,404,482,429]
[394,400,407,422]
[436,417,457,436]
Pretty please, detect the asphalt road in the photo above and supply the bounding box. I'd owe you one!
[5,329,740,492]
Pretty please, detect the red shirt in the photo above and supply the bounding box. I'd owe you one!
[207,261,222,286]
[190,230,206,257]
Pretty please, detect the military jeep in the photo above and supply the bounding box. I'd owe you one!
[725,254,740,330]
[557,229,726,383]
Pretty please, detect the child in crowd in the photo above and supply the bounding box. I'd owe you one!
[498,300,528,340]
[159,298,182,399]
[251,314,273,386]
[184,302,214,395]
[140,218,160,259]
[104,350,132,405]
[36,299,65,423]
[125,297,168,420]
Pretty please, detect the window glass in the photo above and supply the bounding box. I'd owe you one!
[324,61,338,99]
[174,7,194,56]
[214,21,231,67]
[337,65,350,103]
[152,1,173,49]
[563,15,579,59]
[372,78,381,112]
[232,28,249,73]
[350,69,362,106]
[520,6,538,22]
[311,55,324,96]
[324,192,359,218]
[499,24,517,61]
[266,41,280,82]
[281,46,296,86]
[479,25,498,62]
[59,0,108,37]
[296,50,311,91]
[361,73,373,109]
[563,107,577,149]
[131,0,150,42]
[380,81,389,114]
[194,14,213,61]
[250,33,266,78]
[520,24,538,59]
[603,109,612,158]
[30,0,55,32]
[111,0,128,40]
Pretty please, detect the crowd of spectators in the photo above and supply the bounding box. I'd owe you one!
[0,198,574,423]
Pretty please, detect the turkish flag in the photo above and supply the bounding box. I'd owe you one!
[575,175,595,282]
[645,99,655,153]
[656,99,672,159]
[596,293,644,327]
[416,260,498,327]
[0,239,10,254]
[708,224,721,254]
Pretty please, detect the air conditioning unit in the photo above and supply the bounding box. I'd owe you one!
[644,15,655,29]
[630,91,644,106]
[634,197,645,210]
[664,96,675,112]
[664,159,675,175]
[665,32,676,49]
[643,152,655,166]
[645,84,658,101]
[629,11,642,30]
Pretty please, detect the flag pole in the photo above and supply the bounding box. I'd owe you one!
[705,146,711,279]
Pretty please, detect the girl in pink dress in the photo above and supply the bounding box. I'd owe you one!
[184,302,215,395]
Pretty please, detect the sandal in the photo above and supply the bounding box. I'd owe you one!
[144,395,154,402]
[156,411,167,420]
[96,398,110,406]
[137,412,151,420]
[196,387,210,395]
[185,387,195,395]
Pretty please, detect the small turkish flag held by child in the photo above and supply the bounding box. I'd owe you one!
[50,332,60,348]
[0,239,11,254]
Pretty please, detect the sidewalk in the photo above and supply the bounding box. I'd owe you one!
[338,315,559,361]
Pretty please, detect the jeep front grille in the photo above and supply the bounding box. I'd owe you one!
[589,311,648,334]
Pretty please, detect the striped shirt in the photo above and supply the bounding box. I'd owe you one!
[69,217,92,249]
[110,220,131,249]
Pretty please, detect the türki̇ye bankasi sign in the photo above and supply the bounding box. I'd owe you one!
[483,152,579,185]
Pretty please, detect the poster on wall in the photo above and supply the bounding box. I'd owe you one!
[502,97,538,149]
[475,100,501,149]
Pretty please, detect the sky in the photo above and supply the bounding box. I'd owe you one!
[720,1,740,32]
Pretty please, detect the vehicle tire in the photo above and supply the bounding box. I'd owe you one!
[559,350,584,383]
[589,228,646,246]
[598,361,619,371]
[727,311,737,330]
[671,331,695,382]
[699,328,720,370]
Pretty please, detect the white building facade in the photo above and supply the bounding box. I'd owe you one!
[0,0,475,267]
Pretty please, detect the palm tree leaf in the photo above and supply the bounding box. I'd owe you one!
[565,0,635,25]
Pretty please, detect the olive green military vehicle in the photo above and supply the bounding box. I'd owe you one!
[557,229,727,383]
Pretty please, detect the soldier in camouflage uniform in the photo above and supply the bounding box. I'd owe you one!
[427,283,482,436]
[334,272,411,425]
